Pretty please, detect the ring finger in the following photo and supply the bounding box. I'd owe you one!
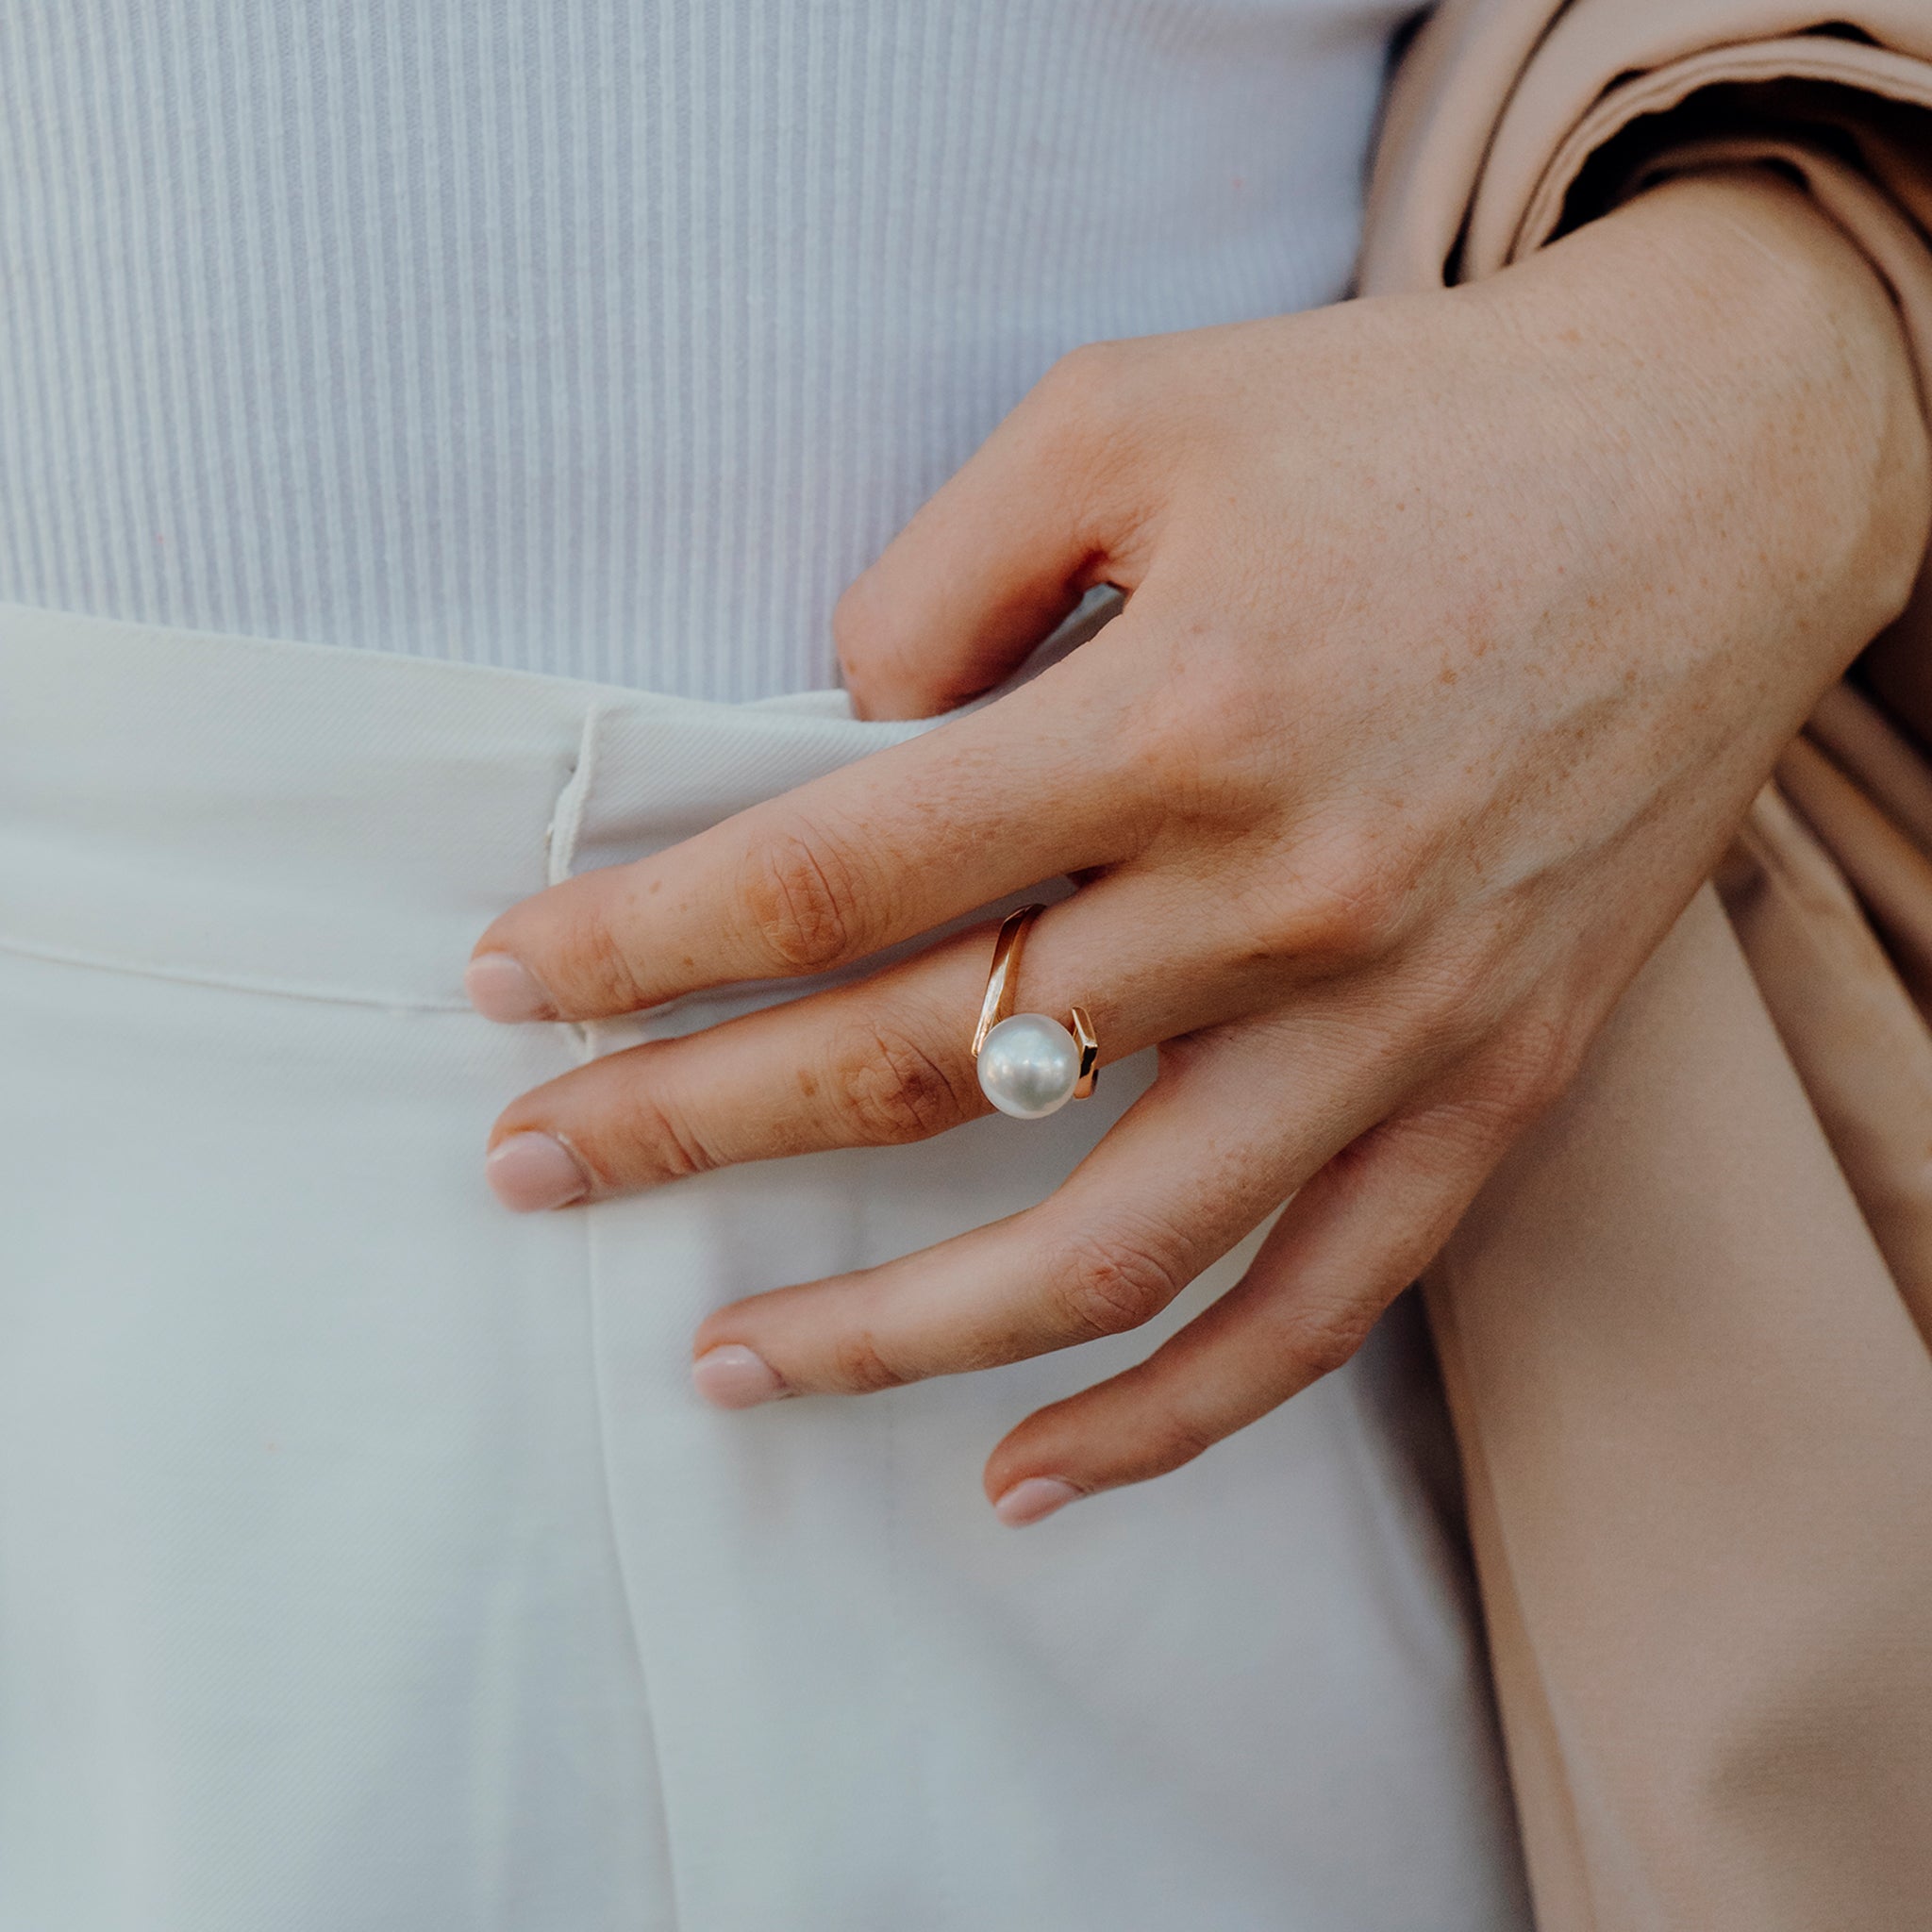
[484,871,1306,1209]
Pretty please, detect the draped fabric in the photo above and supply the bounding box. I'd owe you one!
[1363,8,1932,1925]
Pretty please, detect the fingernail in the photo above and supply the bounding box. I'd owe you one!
[691,1344,791,1409]
[486,1131,590,1212]
[992,1476,1083,1527]
[465,952,557,1024]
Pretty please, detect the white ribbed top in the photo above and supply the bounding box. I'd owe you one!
[0,1,1407,700]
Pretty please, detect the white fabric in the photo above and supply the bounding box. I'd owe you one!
[0,604,1530,1930]
[0,0,1408,699]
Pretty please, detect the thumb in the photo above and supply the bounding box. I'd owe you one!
[836,343,1158,720]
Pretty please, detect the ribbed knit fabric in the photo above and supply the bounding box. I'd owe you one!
[0,1,1407,700]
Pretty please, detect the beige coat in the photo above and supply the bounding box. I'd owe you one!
[1364,6,1932,1926]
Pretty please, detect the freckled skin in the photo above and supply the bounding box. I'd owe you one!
[472,171,1930,1511]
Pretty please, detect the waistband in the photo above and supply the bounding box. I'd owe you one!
[0,604,935,1008]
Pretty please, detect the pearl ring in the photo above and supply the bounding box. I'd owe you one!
[971,905,1098,1120]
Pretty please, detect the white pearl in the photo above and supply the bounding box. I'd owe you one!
[976,1012,1080,1119]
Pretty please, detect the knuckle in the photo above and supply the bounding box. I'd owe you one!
[1158,660,1274,768]
[1044,1226,1188,1341]
[552,892,653,1014]
[1141,1401,1221,1476]
[830,1017,975,1144]
[1277,1296,1374,1384]
[1018,340,1171,560]
[1121,668,1291,832]
[737,819,874,976]
[1027,340,1151,472]
[831,569,907,683]
[1228,839,1415,974]
[830,1324,911,1395]
[608,1082,717,1184]
[1039,339,1129,414]
[1125,676,1230,799]
[1279,828,1418,964]
[1474,1015,1585,1129]
[1400,941,1504,1041]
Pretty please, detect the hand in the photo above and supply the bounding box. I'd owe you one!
[466,171,1928,1524]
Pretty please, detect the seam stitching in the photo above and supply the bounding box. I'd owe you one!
[558,700,686,1929]
[549,698,612,1067]
[0,936,472,1011]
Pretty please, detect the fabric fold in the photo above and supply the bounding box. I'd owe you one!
[1361,6,1932,1925]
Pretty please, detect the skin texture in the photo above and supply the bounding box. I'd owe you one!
[468,170,1931,1524]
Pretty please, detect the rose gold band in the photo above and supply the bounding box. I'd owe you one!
[971,904,1099,1100]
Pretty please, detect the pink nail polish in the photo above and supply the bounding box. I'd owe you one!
[485,1131,590,1212]
[691,1344,790,1409]
[992,1476,1083,1527]
[465,952,557,1024]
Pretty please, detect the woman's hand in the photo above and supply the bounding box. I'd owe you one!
[466,171,1928,1524]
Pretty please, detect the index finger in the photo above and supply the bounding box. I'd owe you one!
[465,650,1159,1024]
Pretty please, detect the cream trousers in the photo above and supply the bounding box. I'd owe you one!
[0,606,1526,1931]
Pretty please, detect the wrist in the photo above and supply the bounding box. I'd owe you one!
[1493,167,1929,688]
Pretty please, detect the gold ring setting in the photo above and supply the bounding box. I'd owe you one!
[971,905,1098,1120]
